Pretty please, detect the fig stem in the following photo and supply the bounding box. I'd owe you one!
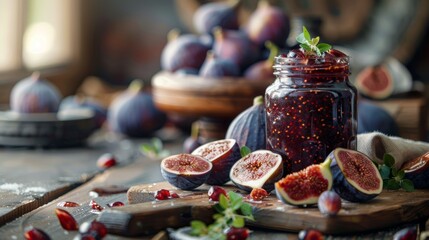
[128,79,144,93]
[167,29,180,42]
[265,41,279,65]
[190,121,200,139]
[213,27,224,41]
[253,95,264,106]
[321,156,332,169]
[31,71,41,81]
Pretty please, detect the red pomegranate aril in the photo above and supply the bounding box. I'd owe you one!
[298,229,324,240]
[24,226,51,240]
[79,221,108,238]
[225,227,249,240]
[97,153,117,169]
[170,192,180,198]
[89,199,104,211]
[154,189,171,200]
[249,188,269,201]
[107,201,124,207]
[208,186,227,201]
[55,208,78,231]
[57,201,80,207]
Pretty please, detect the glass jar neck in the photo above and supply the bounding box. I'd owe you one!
[273,55,350,84]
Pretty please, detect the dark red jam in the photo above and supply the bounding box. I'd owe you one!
[265,51,357,175]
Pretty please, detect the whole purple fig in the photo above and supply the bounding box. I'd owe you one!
[108,80,167,138]
[245,0,290,48]
[10,72,62,113]
[59,95,108,129]
[213,28,260,71]
[161,30,210,72]
[193,0,240,34]
[199,52,240,78]
[244,41,278,80]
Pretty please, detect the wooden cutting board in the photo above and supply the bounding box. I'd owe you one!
[97,181,429,237]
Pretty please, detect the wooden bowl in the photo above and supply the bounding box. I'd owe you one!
[151,71,273,119]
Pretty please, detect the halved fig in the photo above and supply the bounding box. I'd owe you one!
[230,150,283,192]
[355,65,393,99]
[329,148,383,202]
[192,139,241,185]
[401,151,429,189]
[161,154,212,190]
[275,158,332,206]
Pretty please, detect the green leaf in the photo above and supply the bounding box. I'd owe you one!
[296,33,307,44]
[391,167,399,177]
[240,146,251,157]
[385,179,401,190]
[190,220,207,236]
[317,43,332,53]
[383,153,395,167]
[400,179,415,192]
[300,44,311,52]
[213,213,223,220]
[213,204,224,213]
[302,26,311,41]
[228,191,241,203]
[219,194,229,209]
[380,165,391,180]
[240,203,253,217]
[311,36,320,46]
[396,169,405,179]
[232,217,245,228]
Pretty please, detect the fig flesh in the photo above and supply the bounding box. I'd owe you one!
[355,65,393,99]
[328,148,383,202]
[275,157,332,206]
[401,151,429,189]
[192,139,241,185]
[161,154,212,190]
[230,150,283,192]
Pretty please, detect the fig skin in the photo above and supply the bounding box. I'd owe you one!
[213,28,260,71]
[193,1,240,35]
[161,154,212,190]
[161,31,211,72]
[10,72,62,113]
[107,80,167,138]
[275,157,333,206]
[230,150,283,192]
[318,190,341,216]
[245,0,290,49]
[192,139,241,185]
[401,151,429,189]
[243,41,278,81]
[59,95,107,129]
[199,52,240,78]
[329,148,383,203]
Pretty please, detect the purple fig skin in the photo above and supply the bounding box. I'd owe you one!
[192,139,241,185]
[402,152,429,189]
[10,73,62,113]
[244,61,274,80]
[318,190,341,216]
[329,148,382,203]
[161,154,212,190]
[245,1,290,48]
[108,81,167,138]
[199,53,240,78]
[161,34,210,72]
[213,29,260,71]
[393,226,417,240]
[193,1,239,34]
[60,95,107,129]
[183,136,202,154]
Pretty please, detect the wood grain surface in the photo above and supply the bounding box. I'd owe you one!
[98,181,429,236]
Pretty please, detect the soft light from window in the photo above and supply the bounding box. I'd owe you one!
[0,0,21,72]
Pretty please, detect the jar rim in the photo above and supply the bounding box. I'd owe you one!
[273,54,350,76]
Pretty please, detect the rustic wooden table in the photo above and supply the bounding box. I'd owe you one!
[0,128,427,240]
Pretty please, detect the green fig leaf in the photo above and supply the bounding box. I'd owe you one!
[383,153,395,167]
[400,179,415,192]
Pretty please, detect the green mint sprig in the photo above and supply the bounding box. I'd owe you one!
[374,153,414,191]
[140,138,170,159]
[240,146,251,158]
[190,191,254,239]
[296,26,331,56]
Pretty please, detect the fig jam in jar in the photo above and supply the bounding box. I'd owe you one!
[265,50,357,174]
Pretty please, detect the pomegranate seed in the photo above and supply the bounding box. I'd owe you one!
[96,153,117,169]
[89,200,104,211]
[154,189,171,200]
[55,208,78,231]
[208,186,227,201]
[170,192,180,199]
[298,229,324,240]
[24,226,51,240]
[249,188,268,201]
[57,201,80,207]
[225,227,249,240]
[107,201,124,207]
[79,220,108,238]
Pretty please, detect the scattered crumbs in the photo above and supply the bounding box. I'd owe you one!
[23,187,47,193]
[64,230,69,235]
[276,206,285,211]
[170,201,175,206]
[0,183,23,194]
[11,235,17,240]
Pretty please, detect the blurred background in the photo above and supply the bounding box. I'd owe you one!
[0,0,428,140]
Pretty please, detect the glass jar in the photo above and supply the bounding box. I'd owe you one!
[265,54,357,175]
